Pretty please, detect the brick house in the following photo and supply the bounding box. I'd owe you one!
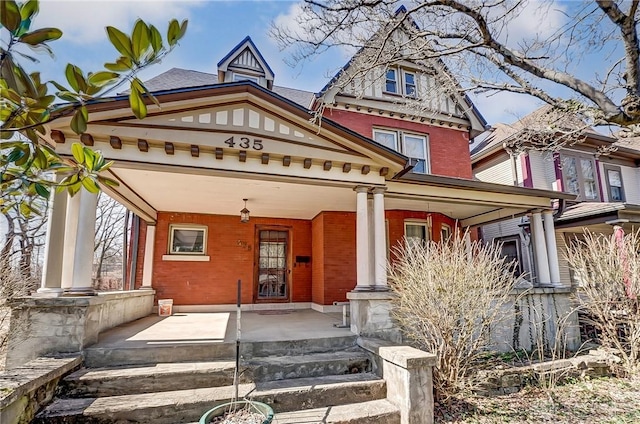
[35,33,573,348]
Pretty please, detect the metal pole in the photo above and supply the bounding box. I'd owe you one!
[234,279,241,401]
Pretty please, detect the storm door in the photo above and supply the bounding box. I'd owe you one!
[256,229,289,301]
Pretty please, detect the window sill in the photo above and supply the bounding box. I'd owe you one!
[162,255,210,262]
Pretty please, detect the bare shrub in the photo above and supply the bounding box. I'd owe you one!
[388,234,519,401]
[565,229,640,375]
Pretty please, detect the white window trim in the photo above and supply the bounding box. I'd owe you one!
[440,223,452,242]
[384,68,399,94]
[402,69,417,97]
[404,219,432,243]
[168,224,208,255]
[561,153,601,202]
[233,72,259,83]
[372,128,399,150]
[496,236,523,276]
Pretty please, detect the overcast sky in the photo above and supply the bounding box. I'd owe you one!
[20,0,592,126]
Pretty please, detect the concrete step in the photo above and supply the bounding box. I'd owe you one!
[249,349,371,382]
[275,399,401,424]
[84,335,358,368]
[35,373,385,424]
[59,361,252,398]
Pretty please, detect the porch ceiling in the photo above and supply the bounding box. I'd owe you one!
[107,167,541,226]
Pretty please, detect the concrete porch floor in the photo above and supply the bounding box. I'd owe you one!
[92,309,353,349]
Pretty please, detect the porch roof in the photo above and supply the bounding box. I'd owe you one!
[555,201,640,231]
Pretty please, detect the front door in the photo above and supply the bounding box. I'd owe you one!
[256,228,289,301]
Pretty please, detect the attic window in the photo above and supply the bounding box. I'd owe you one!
[233,73,259,84]
[385,69,398,93]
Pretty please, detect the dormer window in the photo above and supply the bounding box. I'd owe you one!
[233,73,259,84]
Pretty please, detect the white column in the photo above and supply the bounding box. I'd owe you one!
[63,189,98,295]
[531,212,551,286]
[372,187,388,289]
[60,192,81,290]
[355,186,372,290]
[543,210,561,285]
[464,229,472,260]
[140,225,156,289]
[37,184,68,296]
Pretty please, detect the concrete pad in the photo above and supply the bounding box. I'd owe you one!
[92,310,352,349]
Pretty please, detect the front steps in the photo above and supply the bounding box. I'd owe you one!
[35,335,400,423]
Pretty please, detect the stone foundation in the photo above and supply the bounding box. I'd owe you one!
[347,291,402,343]
[5,290,154,369]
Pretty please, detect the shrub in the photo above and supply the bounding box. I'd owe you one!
[388,234,518,401]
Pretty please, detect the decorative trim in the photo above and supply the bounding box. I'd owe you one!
[521,153,533,188]
[162,255,210,262]
[595,159,605,201]
[553,153,563,191]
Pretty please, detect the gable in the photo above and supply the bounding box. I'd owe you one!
[217,36,275,87]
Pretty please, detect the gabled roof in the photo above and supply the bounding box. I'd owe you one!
[142,68,315,108]
[471,106,616,161]
[315,6,487,135]
[217,36,275,80]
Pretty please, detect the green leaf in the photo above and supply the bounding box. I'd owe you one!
[70,107,88,134]
[131,19,150,61]
[167,19,180,46]
[178,20,188,41]
[6,147,26,163]
[0,0,21,33]
[106,26,134,59]
[65,63,81,92]
[19,28,62,45]
[71,142,85,164]
[149,25,163,53]
[88,71,119,87]
[97,175,119,188]
[20,202,32,218]
[34,183,50,199]
[83,146,96,169]
[129,80,147,119]
[104,56,133,72]
[20,0,39,20]
[81,177,100,194]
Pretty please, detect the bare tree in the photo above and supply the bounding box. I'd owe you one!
[271,0,640,144]
[93,193,126,288]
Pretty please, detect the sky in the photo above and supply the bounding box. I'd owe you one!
[8,0,621,129]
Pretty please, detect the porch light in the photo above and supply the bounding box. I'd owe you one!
[240,199,250,223]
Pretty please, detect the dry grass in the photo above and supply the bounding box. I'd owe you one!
[437,376,640,423]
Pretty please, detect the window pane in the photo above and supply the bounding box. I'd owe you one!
[404,135,426,159]
[172,229,204,253]
[611,186,623,201]
[584,181,597,199]
[500,240,522,276]
[404,73,416,96]
[406,224,426,241]
[373,131,398,150]
[385,69,397,93]
[608,169,621,187]
[564,157,580,195]
[580,159,595,180]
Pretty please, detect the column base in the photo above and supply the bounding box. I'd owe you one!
[347,290,401,343]
[63,287,96,296]
[353,285,391,292]
[34,287,64,298]
[138,285,154,290]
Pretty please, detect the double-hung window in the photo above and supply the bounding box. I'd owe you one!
[373,129,430,174]
[603,164,625,202]
[562,154,600,201]
[384,68,418,97]
[405,221,431,247]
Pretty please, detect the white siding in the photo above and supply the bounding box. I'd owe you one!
[474,153,513,186]
[515,153,524,186]
[556,231,572,288]
[527,151,554,190]
[620,165,640,204]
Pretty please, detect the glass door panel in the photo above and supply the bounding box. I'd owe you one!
[257,230,288,300]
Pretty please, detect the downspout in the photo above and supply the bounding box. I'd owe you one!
[128,215,140,291]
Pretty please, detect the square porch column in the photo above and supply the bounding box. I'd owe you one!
[530,211,551,286]
[543,210,561,285]
[140,225,156,289]
[37,183,68,297]
[62,189,98,295]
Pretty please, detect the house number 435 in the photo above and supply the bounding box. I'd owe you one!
[223,136,263,150]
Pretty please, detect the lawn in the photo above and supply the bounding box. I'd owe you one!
[436,377,640,423]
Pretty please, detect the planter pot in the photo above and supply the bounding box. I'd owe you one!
[199,400,274,424]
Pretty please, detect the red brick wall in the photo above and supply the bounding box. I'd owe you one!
[386,210,457,261]
[132,219,146,290]
[311,214,325,305]
[149,212,312,305]
[323,109,472,179]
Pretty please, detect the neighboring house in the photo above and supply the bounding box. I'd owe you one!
[472,107,640,288]
[30,20,575,353]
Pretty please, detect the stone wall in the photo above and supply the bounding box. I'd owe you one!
[0,356,82,424]
[4,291,154,370]
[490,288,581,353]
